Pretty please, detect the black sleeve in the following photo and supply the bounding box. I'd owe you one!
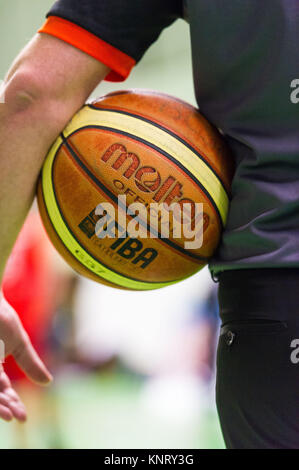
[47,0,184,62]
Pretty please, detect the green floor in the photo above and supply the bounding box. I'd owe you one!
[0,371,225,449]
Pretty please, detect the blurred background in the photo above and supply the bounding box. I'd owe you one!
[0,0,224,449]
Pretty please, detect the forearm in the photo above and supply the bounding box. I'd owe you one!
[0,84,60,281]
[0,34,109,282]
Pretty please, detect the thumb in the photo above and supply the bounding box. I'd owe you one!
[12,328,53,386]
[0,292,52,385]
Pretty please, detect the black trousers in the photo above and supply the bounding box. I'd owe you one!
[216,269,299,449]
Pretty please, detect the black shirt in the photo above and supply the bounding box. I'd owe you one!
[43,0,299,277]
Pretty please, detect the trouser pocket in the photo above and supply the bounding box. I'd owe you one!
[220,319,288,346]
[216,318,299,449]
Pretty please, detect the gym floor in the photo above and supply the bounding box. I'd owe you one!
[0,370,224,449]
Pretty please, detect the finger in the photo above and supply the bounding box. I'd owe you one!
[0,404,13,422]
[0,295,52,384]
[3,386,22,403]
[13,335,53,385]
[0,393,27,422]
[0,392,12,407]
[0,391,27,422]
[0,369,19,401]
[7,400,27,422]
[0,368,12,390]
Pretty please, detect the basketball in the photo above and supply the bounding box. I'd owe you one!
[37,90,233,290]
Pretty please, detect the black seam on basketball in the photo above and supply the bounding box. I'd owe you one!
[63,131,217,259]
[63,125,222,231]
[52,139,179,285]
[62,142,206,268]
[61,131,209,263]
[87,105,229,194]
[38,184,132,289]
[62,135,208,263]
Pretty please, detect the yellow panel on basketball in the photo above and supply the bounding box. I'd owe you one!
[37,90,233,290]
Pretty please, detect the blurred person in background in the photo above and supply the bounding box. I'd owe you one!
[73,271,215,431]
[2,209,77,448]
[191,285,219,386]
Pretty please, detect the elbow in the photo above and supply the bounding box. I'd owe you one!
[2,69,78,134]
[4,69,46,112]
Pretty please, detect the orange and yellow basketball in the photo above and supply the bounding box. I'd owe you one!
[37,90,233,290]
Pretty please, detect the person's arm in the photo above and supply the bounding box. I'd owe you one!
[0,33,109,282]
[0,33,109,420]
